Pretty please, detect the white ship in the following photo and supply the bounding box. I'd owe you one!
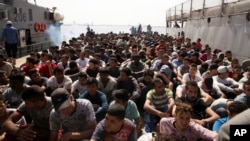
[0,0,64,57]
[166,0,250,62]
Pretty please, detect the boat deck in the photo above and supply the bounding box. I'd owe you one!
[15,54,30,68]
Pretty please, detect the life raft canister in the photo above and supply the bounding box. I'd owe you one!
[40,23,47,32]
[34,22,40,32]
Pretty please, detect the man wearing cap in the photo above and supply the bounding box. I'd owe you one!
[0,21,18,65]
[213,65,241,99]
[50,88,96,141]
[2,85,53,141]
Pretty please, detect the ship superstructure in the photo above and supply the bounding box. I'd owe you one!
[0,0,64,57]
[166,0,250,62]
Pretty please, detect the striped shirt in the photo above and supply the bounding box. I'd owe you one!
[146,88,173,110]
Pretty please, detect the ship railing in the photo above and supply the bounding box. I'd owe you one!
[166,0,250,22]
[0,41,52,58]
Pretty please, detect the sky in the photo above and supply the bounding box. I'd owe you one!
[32,0,186,26]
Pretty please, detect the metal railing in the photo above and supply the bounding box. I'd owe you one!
[166,0,249,21]
[0,41,52,58]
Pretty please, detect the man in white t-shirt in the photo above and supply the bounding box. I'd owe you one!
[50,88,96,141]
[47,67,72,93]
[71,72,88,99]
[76,51,89,69]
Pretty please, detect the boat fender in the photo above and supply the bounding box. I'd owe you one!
[40,23,47,32]
[34,22,40,32]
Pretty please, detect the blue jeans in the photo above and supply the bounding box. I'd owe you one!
[144,105,168,132]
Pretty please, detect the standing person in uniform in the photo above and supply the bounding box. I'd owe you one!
[0,21,19,65]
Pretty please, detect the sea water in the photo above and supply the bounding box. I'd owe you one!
[60,24,166,41]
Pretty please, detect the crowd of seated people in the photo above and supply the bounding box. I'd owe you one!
[0,31,249,141]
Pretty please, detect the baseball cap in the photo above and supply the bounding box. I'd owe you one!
[171,52,178,58]
[51,88,71,111]
[6,20,12,25]
[159,65,172,77]
[217,66,229,73]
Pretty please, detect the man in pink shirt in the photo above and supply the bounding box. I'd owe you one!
[160,102,217,141]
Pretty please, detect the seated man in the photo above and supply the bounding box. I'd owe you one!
[209,98,231,118]
[39,53,57,78]
[47,66,72,94]
[84,58,100,78]
[182,63,202,84]
[27,68,47,90]
[75,50,89,69]
[137,69,155,113]
[177,56,190,83]
[198,76,225,100]
[160,102,218,140]
[213,65,241,99]
[71,72,88,99]
[2,85,53,141]
[80,77,109,123]
[176,81,213,106]
[202,63,219,78]
[106,57,120,78]
[217,108,250,141]
[96,67,117,103]
[143,78,175,132]
[126,54,148,79]
[175,81,219,127]
[90,103,137,141]
[49,88,97,141]
[114,67,141,101]
[212,101,248,132]
[234,80,250,107]
[64,60,81,82]
[3,71,29,108]
[110,89,143,137]
[21,57,40,76]
[0,95,26,140]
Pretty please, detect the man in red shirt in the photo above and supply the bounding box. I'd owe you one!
[21,57,40,76]
[196,38,202,51]
[39,54,56,78]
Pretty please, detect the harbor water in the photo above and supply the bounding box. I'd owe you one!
[60,24,166,41]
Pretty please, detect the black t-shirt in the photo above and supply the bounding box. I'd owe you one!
[178,97,207,120]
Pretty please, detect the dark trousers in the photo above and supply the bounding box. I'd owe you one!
[5,42,17,58]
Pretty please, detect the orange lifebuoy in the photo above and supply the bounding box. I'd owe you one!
[34,22,40,32]
[40,23,47,32]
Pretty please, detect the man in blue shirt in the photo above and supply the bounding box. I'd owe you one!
[80,77,109,123]
[0,21,19,65]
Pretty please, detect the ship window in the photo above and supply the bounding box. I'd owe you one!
[207,18,211,23]
[44,12,47,19]
[49,12,54,20]
[28,9,33,21]
[247,13,250,21]
[0,10,8,20]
